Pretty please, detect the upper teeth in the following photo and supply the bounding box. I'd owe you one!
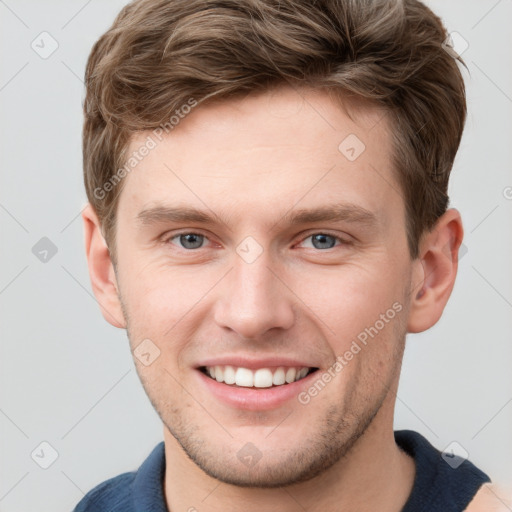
[205,366,311,388]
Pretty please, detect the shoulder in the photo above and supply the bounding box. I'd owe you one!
[72,442,166,512]
[465,483,512,512]
[73,471,136,512]
[395,430,493,511]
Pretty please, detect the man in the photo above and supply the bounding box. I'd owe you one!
[73,0,506,510]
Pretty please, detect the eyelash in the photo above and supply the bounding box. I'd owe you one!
[163,231,352,251]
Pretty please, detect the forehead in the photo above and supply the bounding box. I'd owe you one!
[118,86,401,227]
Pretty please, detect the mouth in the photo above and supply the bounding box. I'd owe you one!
[199,365,319,388]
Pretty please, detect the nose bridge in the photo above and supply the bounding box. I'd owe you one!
[213,244,294,338]
[233,251,274,304]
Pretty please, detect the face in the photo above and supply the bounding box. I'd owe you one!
[112,86,416,487]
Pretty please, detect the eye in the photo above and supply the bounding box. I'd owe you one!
[168,232,208,250]
[298,233,348,250]
[163,231,350,252]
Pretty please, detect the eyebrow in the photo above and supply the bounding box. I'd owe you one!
[281,204,378,228]
[136,203,379,230]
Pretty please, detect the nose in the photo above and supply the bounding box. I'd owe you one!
[213,250,295,340]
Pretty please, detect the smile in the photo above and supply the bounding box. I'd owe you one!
[200,365,318,388]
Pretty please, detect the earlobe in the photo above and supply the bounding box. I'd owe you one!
[82,204,126,329]
[407,208,464,334]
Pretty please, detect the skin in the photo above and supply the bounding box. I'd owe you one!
[83,86,466,511]
[466,484,512,512]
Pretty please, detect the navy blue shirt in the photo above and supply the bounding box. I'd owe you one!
[73,430,490,511]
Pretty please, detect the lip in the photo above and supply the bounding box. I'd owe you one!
[194,366,320,411]
[196,356,317,370]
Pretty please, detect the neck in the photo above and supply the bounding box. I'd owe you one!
[163,395,415,512]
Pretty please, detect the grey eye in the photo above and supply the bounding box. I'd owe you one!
[175,233,205,249]
[308,234,337,250]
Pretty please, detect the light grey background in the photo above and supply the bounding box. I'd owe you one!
[0,1,511,511]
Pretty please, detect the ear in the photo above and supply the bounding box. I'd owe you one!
[82,204,126,329]
[407,208,464,333]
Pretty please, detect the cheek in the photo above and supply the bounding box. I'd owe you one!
[117,265,180,335]
[295,263,406,346]
[118,262,219,355]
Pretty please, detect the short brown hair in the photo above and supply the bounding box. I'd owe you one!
[83,0,466,260]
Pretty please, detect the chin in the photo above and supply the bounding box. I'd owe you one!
[163,406,371,489]
[190,449,334,488]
